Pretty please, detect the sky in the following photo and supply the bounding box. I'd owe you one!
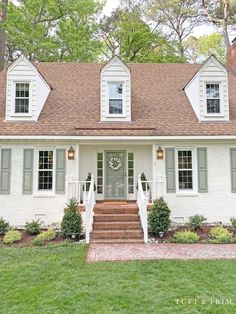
[103,0,235,41]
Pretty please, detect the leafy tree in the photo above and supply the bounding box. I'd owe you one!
[202,0,236,50]
[184,32,226,63]
[5,0,104,62]
[147,0,203,59]
[0,0,7,71]
[100,6,183,63]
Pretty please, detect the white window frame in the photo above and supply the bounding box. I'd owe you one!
[33,148,56,196]
[204,81,224,118]
[175,148,197,194]
[11,81,32,117]
[106,81,126,118]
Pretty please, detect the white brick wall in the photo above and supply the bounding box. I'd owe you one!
[155,142,236,223]
[0,141,235,226]
[0,143,78,226]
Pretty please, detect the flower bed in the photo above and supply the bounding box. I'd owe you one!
[149,225,236,244]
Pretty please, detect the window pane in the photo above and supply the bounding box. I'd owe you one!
[15,83,30,114]
[128,186,134,194]
[97,169,103,177]
[97,178,103,186]
[206,84,219,98]
[97,186,103,194]
[178,151,192,170]
[97,153,103,161]
[128,153,133,161]
[38,171,53,190]
[207,99,220,113]
[109,83,123,98]
[109,99,123,114]
[179,170,193,189]
[97,153,104,194]
[128,169,133,177]
[97,161,103,168]
[38,151,53,191]
[15,99,29,113]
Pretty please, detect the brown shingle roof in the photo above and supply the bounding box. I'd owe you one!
[0,62,236,137]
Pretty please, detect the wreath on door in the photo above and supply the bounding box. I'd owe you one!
[109,156,122,171]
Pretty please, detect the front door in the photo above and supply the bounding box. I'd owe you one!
[105,151,126,199]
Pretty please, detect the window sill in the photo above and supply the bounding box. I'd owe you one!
[203,114,225,118]
[33,194,55,198]
[176,192,199,197]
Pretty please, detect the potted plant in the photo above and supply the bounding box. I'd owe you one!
[136,172,150,200]
[82,173,96,202]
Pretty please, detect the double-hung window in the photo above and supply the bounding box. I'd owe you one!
[15,83,30,114]
[38,150,53,191]
[177,150,194,191]
[108,82,123,115]
[206,83,220,114]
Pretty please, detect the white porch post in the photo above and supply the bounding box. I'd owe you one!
[152,144,157,201]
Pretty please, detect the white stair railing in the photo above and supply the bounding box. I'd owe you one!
[137,174,148,243]
[85,175,96,244]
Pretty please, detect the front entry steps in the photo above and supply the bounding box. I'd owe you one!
[91,203,144,243]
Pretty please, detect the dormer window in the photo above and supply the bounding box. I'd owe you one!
[206,83,220,114]
[109,82,123,115]
[15,83,30,114]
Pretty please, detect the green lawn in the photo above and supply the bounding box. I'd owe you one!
[0,244,236,314]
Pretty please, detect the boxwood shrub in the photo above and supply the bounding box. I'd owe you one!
[3,230,22,244]
[148,198,171,235]
[209,226,234,243]
[172,230,200,244]
[32,229,57,246]
[0,217,9,235]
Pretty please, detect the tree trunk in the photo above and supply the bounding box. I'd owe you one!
[0,0,7,72]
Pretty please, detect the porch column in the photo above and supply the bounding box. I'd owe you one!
[152,144,157,201]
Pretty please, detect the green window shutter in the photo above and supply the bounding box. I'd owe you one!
[165,148,176,193]
[56,149,66,194]
[230,148,236,193]
[23,149,34,194]
[0,149,11,194]
[197,148,208,193]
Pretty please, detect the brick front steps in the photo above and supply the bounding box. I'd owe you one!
[91,203,144,243]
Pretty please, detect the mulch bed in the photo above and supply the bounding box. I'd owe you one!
[150,225,236,243]
[0,230,65,248]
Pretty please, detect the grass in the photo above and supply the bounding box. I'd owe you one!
[0,243,236,313]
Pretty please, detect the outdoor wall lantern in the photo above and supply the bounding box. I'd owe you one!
[68,146,75,160]
[156,146,164,160]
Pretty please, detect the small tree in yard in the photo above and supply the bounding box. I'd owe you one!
[148,198,171,235]
[61,198,82,240]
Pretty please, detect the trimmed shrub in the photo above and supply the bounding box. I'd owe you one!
[209,226,233,243]
[230,217,236,230]
[173,230,199,244]
[25,219,42,235]
[148,198,171,235]
[187,215,207,230]
[0,217,9,235]
[61,198,82,239]
[136,172,150,191]
[3,230,22,244]
[32,229,56,246]
[83,173,96,192]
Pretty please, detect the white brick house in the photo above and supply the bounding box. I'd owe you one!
[1,41,236,242]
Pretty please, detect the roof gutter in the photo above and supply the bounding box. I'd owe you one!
[0,135,236,141]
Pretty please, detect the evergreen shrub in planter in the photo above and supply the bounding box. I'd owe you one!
[148,197,171,235]
[61,198,82,240]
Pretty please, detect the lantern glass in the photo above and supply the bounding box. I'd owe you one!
[68,146,75,160]
[157,146,164,160]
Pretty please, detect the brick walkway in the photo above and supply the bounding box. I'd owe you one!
[87,243,236,262]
